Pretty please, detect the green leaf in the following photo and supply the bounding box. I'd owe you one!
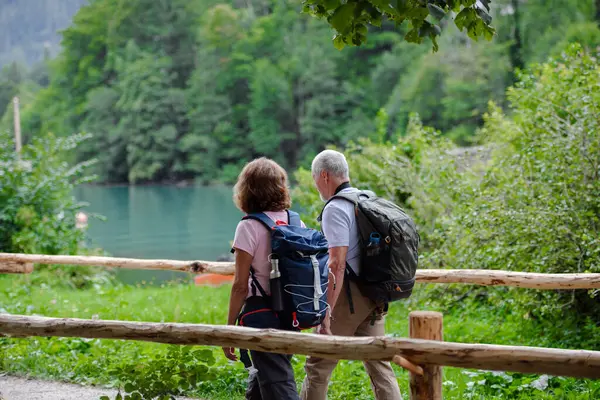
[333,34,346,50]
[99,397,110,400]
[430,33,439,52]
[427,4,446,20]
[406,6,429,20]
[329,3,357,33]
[454,8,475,31]
[356,24,368,36]
[483,25,495,41]
[395,0,408,13]
[116,394,123,400]
[404,27,421,43]
[124,383,135,393]
[323,0,341,11]
[446,0,460,11]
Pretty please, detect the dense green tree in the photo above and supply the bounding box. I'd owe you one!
[115,46,188,183]
[4,0,598,183]
[295,44,600,321]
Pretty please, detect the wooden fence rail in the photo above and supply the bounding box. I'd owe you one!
[3,252,600,290]
[1,313,599,380]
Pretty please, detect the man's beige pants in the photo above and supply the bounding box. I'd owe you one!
[301,280,402,400]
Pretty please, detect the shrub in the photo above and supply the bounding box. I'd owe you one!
[0,131,111,288]
[294,44,600,326]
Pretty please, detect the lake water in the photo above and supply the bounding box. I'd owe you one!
[74,185,243,284]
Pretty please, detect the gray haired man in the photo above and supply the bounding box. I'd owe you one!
[301,150,402,400]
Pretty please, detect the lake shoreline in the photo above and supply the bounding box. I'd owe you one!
[80,180,232,189]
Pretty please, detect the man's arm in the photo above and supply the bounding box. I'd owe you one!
[320,202,352,334]
[327,246,348,315]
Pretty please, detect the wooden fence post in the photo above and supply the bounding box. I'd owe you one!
[13,97,21,157]
[409,311,443,400]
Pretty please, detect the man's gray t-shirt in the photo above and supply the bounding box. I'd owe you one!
[321,187,361,274]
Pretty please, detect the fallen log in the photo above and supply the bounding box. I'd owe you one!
[1,314,599,379]
[2,253,600,290]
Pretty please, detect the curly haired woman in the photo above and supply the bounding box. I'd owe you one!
[223,157,303,400]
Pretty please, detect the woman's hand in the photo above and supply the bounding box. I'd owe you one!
[223,249,253,363]
[317,315,332,335]
[222,347,238,361]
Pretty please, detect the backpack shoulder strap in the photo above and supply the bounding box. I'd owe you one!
[242,212,276,231]
[231,213,275,254]
[317,190,366,222]
[287,210,301,227]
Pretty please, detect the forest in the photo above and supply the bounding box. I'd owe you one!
[1,0,598,184]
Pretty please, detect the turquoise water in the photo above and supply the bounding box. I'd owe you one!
[74,185,243,283]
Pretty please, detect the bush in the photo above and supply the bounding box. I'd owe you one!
[0,131,111,288]
[294,44,600,329]
[0,131,91,253]
[293,113,467,251]
[431,45,600,320]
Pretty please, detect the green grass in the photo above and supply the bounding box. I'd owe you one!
[1,272,599,399]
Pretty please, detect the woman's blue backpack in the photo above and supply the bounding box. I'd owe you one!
[243,211,330,329]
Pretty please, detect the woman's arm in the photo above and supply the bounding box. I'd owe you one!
[222,248,253,361]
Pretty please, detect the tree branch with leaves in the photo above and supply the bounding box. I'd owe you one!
[302,0,495,51]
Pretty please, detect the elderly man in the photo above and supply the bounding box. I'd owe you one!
[301,149,402,400]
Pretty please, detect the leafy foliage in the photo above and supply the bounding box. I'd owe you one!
[302,0,496,51]
[0,131,92,254]
[296,45,600,321]
[0,130,111,288]
[5,0,597,184]
[430,45,600,318]
[102,346,218,400]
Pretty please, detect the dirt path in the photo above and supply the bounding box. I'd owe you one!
[0,375,197,400]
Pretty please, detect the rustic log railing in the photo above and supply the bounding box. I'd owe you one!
[3,252,600,399]
[3,252,600,289]
[1,314,599,378]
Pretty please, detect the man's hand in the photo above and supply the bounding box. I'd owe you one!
[222,347,238,361]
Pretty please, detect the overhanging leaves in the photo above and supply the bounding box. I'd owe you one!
[303,0,496,51]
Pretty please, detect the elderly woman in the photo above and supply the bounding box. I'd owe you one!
[223,157,301,400]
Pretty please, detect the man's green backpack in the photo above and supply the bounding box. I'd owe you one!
[323,190,420,306]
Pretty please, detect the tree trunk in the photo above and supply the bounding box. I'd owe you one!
[509,0,524,75]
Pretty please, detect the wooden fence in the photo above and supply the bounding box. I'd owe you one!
[3,252,600,289]
[2,252,600,399]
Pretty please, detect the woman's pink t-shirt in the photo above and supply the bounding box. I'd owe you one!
[232,211,304,299]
